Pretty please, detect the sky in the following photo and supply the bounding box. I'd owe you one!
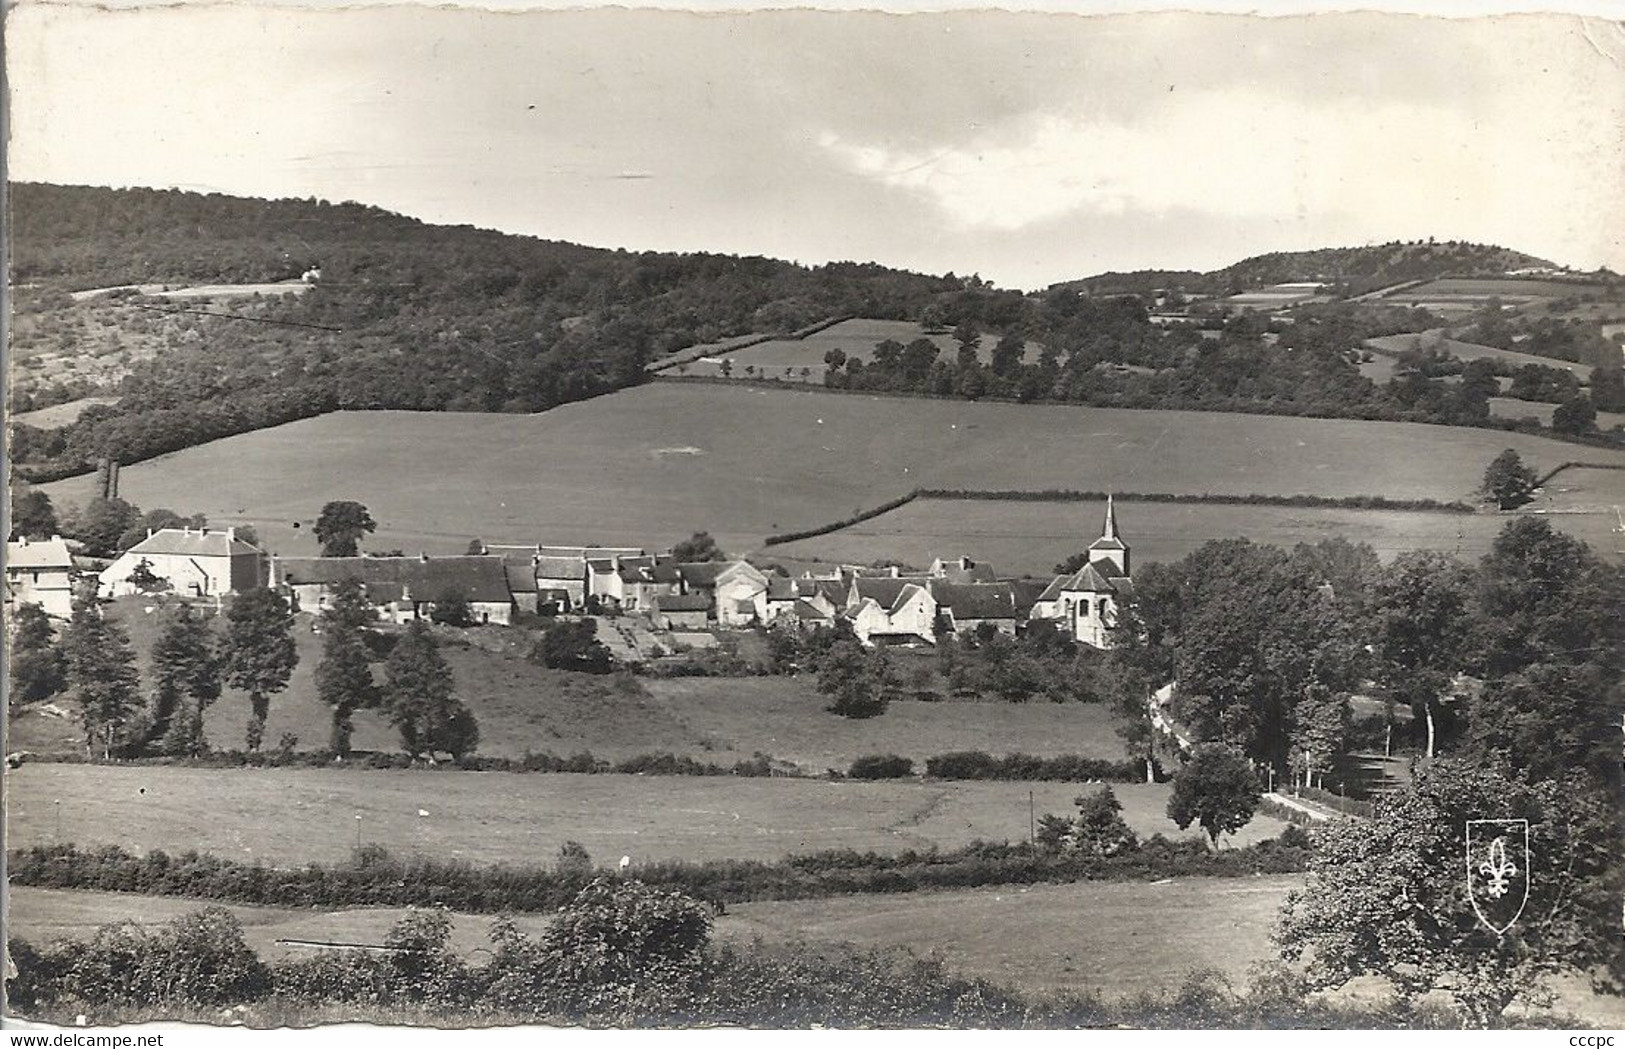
[7,4,1625,289]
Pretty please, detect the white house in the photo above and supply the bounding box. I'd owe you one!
[848,577,937,646]
[5,535,76,619]
[99,527,266,599]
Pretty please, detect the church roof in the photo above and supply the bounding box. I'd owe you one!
[1061,561,1121,594]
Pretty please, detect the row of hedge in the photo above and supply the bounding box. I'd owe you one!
[761,484,1480,548]
[761,490,922,545]
[9,832,1309,913]
[923,750,1149,783]
[914,488,1478,514]
[38,749,784,778]
[1290,786,1376,819]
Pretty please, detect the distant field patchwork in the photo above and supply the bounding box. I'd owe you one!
[661,318,1042,384]
[763,496,1624,575]
[1365,333,1594,381]
[5,765,1286,868]
[41,384,1624,559]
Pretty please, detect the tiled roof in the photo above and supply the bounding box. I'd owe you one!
[677,562,727,588]
[851,576,929,608]
[655,593,712,612]
[1035,575,1069,603]
[534,556,586,579]
[6,536,73,571]
[1009,578,1053,613]
[931,581,1017,620]
[793,598,831,621]
[505,564,538,593]
[128,528,262,558]
[277,555,512,604]
[1061,562,1117,594]
[931,558,998,584]
[889,582,930,615]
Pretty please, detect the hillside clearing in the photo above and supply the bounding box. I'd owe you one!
[5,765,1286,867]
[40,384,1623,559]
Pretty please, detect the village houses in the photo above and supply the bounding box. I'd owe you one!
[5,535,76,620]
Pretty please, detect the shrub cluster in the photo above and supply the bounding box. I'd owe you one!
[9,833,1308,916]
[847,753,915,779]
[38,748,783,779]
[924,750,1145,783]
[10,883,1487,1028]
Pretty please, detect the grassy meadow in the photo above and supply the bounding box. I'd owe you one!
[1488,397,1625,431]
[1365,333,1594,381]
[764,495,1624,576]
[7,594,1129,769]
[660,318,1043,383]
[4,763,1286,867]
[40,383,1623,559]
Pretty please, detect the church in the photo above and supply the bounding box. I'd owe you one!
[1032,496,1133,648]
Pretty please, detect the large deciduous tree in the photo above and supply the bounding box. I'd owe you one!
[1166,744,1259,849]
[1370,550,1476,759]
[62,583,141,759]
[223,587,299,751]
[531,619,613,674]
[816,638,894,719]
[8,603,67,705]
[670,532,724,563]
[313,500,377,557]
[150,604,223,757]
[383,620,478,761]
[1275,760,1621,1027]
[9,486,59,540]
[1481,449,1539,510]
[315,578,379,755]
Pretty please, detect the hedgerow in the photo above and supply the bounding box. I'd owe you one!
[8,833,1308,915]
[6,881,1506,1028]
[924,750,1144,782]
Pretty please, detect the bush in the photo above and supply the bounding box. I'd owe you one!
[848,754,915,779]
[924,750,1142,782]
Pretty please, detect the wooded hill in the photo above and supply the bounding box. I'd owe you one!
[8,183,966,478]
[1056,241,1560,298]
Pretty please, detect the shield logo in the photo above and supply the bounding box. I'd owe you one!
[1466,819,1530,935]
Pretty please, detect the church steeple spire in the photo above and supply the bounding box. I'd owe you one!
[1087,493,1129,576]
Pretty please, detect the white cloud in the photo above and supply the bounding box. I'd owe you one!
[817,88,1570,239]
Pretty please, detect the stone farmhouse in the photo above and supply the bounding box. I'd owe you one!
[99,526,267,600]
[272,554,515,625]
[5,535,76,620]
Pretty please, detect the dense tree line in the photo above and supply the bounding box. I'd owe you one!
[10,183,967,479]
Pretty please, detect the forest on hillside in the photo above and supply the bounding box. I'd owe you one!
[8,184,967,479]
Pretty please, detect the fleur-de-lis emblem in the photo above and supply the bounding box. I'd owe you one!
[1479,835,1517,899]
[1466,819,1530,935]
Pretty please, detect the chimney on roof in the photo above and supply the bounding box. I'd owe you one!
[17,536,27,547]
[420,552,430,563]
[226,527,236,542]
[147,528,154,539]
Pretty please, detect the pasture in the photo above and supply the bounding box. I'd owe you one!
[1489,397,1625,431]
[4,764,1287,867]
[659,317,1042,383]
[4,878,1292,998]
[7,595,1127,769]
[9,396,119,429]
[764,496,1625,576]
[40,384,1625,559]
[1365,333,1594,381]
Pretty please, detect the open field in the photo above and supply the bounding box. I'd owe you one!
[40,384,1625,559]
[661,318,1042,384]
[639,677,1123,772]
[68,282,313,302]
[11,882,1620,1021]
[9,396,120,429]
[763,496,1625,575]
[6,595,1127,769]
[3,879,1289,997]
[4,764,1287,867]
[1489,397,1625,431]
[1365,333,1594,381]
